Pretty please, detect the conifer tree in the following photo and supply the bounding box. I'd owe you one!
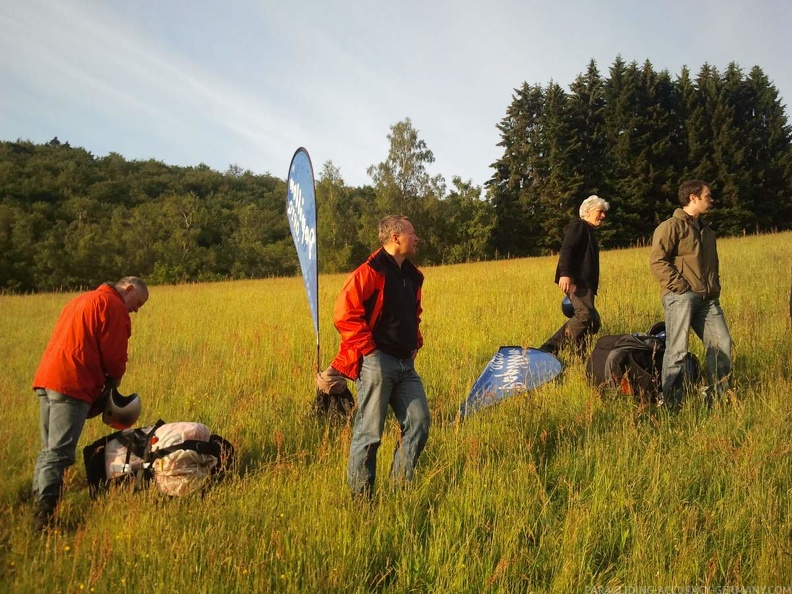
[488,83,547,256]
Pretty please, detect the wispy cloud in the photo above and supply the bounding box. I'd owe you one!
[1,0,790,185]
[1,0,310,167]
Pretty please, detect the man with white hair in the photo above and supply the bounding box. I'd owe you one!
[540,195,609,356]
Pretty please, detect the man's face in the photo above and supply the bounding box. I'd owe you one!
[396,221,419,256]
[689,186,713,215]
[583,208,607,227]
[123,286,148,313]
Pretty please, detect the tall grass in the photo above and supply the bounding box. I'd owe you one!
[1,232,790,593]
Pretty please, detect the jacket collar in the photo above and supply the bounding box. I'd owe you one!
[99,282,126,303]
[673,208,710,230]
[367,248,424,287]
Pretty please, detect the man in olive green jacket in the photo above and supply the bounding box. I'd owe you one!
[649,180,732,405]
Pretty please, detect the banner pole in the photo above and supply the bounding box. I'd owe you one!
[316,197,320,373]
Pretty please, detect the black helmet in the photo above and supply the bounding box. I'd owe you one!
[648,321,666,339]
[561,296,574,318]
[102,387,141,430]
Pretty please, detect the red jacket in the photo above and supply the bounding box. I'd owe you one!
[33,284,131,403]
[331,249,424,379]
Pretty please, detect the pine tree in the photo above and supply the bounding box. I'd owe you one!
[488,83,547,256]
[742,66,792,228]
[532,81,584,253]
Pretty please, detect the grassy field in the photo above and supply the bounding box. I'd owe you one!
[1,232,791,593]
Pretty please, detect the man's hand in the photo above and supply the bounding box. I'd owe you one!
[315,366,348,394]
[558,276,575,294]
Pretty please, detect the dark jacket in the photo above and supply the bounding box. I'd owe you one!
[554,218,600,294]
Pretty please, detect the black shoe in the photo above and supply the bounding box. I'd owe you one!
[33,499,56,532]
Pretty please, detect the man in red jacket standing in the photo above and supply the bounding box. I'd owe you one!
[32,276,148,530]
[317,215,430,498]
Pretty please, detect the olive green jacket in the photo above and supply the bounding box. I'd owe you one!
[649,208,721,299]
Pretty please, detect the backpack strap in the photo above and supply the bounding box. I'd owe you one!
[147,439,223,461]
[132,419,166,491]
[140,420,166,459]
[208,435,235,476]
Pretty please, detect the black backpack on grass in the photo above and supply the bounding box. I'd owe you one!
[585,323,700,402]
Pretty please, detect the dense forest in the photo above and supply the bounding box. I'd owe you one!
[1,57,790,292]
[490,58,792,254]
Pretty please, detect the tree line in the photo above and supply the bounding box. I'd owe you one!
[0,142,295,292]
[489,57,792,254]
[1,56,790,293]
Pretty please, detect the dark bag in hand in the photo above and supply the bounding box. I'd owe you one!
[313,386,355,419]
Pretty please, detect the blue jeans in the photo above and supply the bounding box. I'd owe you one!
[32,389,90,504]
[348,352,431,496]
[661,291,732,402]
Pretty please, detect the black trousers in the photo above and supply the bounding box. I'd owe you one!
[543,287,601,354]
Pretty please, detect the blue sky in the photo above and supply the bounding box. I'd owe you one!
[1,0,790,189]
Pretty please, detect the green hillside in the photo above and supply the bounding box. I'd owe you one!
[1,232,790,592]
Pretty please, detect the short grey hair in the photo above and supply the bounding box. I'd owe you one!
[115,276,148,297]
[579,195,610,218]
[377,215,411,246]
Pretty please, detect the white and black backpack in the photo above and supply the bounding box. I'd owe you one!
[83,420,235,498]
